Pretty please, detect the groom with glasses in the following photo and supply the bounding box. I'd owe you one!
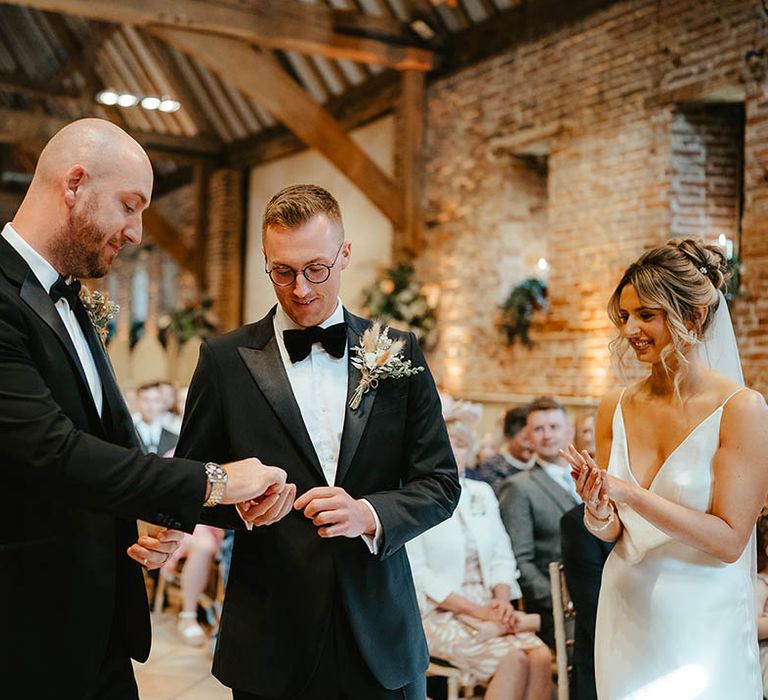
[176,183,460,700]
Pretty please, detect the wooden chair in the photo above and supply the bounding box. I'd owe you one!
[427,658,484,700]
[427,659,462,700]
[549,561,576,700]
[152,551,225,629]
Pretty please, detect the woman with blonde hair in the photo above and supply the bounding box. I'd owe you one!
[561,238,768,699]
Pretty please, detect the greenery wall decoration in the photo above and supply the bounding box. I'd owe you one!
[499,278,548,347]
[159,297,217,345]
[725,255,740,301]
[361,264,437,346]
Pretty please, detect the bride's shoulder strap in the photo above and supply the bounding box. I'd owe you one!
[720,385,748,411]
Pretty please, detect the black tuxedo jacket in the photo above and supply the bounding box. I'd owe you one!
[0,236,206,698]
[176,307,460,696]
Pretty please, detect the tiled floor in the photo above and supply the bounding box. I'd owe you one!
[133,614,230,700]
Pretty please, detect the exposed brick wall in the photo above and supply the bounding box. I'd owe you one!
[670,104,743,241]
[733,72,768,392]
[206,168,243,333]
[415,0,767,399]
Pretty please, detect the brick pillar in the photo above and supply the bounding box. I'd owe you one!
[206,168,243,333]
[734,75,768,394]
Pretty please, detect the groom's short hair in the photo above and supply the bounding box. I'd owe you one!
[262,184,344,242]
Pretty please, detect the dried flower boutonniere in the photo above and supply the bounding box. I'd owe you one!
[79,284,119,343]
[349,321,424,410]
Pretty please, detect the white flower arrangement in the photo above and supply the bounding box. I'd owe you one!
[349,321,424,410]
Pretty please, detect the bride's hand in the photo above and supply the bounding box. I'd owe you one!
[561,445,613,518]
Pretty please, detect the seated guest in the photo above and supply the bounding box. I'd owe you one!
[468,406,534,493]
[134,382,178,455]
[560,504,614,700]
[407,401,552,700]
[153,384,222,646]
[499,396,579,649]
[756,508,768,697]
[161,522,224,646]
[573,410,596,458]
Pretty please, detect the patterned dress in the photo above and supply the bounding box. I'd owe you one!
[422,514,544,684]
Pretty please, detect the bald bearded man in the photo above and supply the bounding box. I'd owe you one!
[0,119,292,699]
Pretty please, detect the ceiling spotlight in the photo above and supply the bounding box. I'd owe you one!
[96,89,119,106]
[158,98,181,113]
[116,92,139,107]
[141,96,161,110]
[536,257,549,271]
[410,19,436,40]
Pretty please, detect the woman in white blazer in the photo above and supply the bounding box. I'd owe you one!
[407,401,552,700]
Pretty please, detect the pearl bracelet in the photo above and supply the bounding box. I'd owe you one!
[584,506,616,532]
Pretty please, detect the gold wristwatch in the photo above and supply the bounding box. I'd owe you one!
[203,462,227,507]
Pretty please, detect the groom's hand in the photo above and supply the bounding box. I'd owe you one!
[295,487,376,539]
[237,482,297,528]
[219,458,287,505]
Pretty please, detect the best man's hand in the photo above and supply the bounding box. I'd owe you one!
[294,486,375,539]
[219,458,287,505]
[237,482,297,528]
[127,528,184,570]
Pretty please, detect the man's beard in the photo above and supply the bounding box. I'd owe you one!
[48,202,115,278]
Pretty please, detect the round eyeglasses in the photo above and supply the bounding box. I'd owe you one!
[265,241,344,287]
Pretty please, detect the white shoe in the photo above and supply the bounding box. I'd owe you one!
[178,612,206,647]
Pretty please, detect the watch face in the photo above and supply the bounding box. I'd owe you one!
[206,462,224,481]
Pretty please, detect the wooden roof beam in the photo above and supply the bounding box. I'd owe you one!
[142,207,196,272]
[0,107,221,160]
[224,69,400,168]
[151,26,404,229]
[0,71,81,100]
[4,0,435,71]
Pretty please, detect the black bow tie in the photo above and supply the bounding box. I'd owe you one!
[283,322,347,364]
[49,275,81,309]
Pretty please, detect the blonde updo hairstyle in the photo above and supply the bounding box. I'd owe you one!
[607,238,730,395]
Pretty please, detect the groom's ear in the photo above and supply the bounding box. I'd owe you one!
[340,240,352,270]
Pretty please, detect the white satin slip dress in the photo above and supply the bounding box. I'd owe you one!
[595,389,760,700]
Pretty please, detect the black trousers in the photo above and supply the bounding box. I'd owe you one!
[82,610,139,700]
[232,601,426,700]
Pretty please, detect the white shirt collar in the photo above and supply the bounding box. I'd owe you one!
[537,456,570,473]
[500,447,536,471]
[274,298,345,334]
[1,222,61,293]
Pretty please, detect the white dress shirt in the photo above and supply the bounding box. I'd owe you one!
[135,420,163,453]
[273,300,382,554]
[539,457,581,503]
[2,222,103,415]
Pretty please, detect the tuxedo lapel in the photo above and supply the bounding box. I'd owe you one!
[237,315,325,480]
[20,272,92,393]
[530,466,575,513]
[336,312,378,486]
[73,302,137,445]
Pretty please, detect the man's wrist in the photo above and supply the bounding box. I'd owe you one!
[356,499,376,536]
[203,462,228,507]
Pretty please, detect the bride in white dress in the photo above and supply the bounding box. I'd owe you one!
[561,238,768,700]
